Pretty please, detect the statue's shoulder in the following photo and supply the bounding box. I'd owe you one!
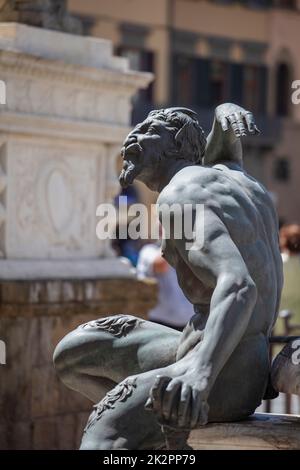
[157,166,218,207]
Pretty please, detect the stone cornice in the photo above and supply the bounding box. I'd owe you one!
[0,275,158,318]
[0,49,153,93]
[0,110,131,143]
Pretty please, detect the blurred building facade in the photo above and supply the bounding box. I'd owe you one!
[69,0,300,225]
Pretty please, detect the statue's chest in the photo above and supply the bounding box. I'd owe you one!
[162,240,213,304]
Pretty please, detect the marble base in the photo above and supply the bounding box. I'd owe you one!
[0,257,136,280]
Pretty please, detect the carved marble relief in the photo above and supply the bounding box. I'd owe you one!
[6,142,105,258]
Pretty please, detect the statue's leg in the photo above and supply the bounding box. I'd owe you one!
[78,333,271,450]
[53,314,181,403]
[206,333,270,422]
[80,357,197,450]
[80,369,170,450]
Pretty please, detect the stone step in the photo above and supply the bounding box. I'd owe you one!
[187,413,300,450]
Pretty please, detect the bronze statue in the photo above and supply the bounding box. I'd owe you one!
[54,103,283,449]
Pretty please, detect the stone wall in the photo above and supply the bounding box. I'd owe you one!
[0,277,157,449]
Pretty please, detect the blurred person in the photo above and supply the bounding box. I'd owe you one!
[137,241,194,330]
[279,224,300,322]
[112,187,143,266]
[269,225,300,411]
[111,223,141,266]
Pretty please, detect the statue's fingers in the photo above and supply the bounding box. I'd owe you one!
[198,400,209,426]
[155,375,172,415]
[144,398,153,410]
[145,377,160,411]
[220,116,229,131]
[254,124,260,135]
[228,114,240,136]
[235,113,246,137]
[190,390,202,428]
[177,385,192,428]
[245,111,255,134]
[162,379,182,423]
[146,375,170,414]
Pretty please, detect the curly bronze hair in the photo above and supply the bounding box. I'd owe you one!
[147,107,207,164]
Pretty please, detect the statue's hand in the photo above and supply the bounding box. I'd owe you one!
[145,372,209,429]
[215,103,260,137]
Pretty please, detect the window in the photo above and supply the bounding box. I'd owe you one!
[274,158,290,181]
[275,0,296,8]
[245,0,273,7]
[275,63,291,117]
[173,56,230,108]
[244,65,260,110]
[172,55,267,114]
[172,55,193,106]
[229,63,267,114]
[244,65,267,113]
[210,60,228,105]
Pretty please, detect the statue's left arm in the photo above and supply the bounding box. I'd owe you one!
[146,209,257,428]
[204,103,259,167]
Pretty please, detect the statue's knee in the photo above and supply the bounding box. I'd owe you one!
[54,314,143,387]
[53,314,133,375]
[53,328,83,377]
[78,314,143,338]
[53,316,112,372]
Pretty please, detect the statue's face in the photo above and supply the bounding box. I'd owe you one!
[119,116,176,190]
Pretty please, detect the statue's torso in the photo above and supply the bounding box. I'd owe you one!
[158,163,283,340]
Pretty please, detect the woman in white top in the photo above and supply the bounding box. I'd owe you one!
[137,243,195,330]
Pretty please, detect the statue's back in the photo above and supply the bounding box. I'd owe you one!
[211,163,283,334]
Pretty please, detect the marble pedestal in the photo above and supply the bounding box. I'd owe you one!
[0,23,155,449]
[0,22,152,277]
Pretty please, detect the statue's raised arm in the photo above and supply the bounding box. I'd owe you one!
[204,103,260,167]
